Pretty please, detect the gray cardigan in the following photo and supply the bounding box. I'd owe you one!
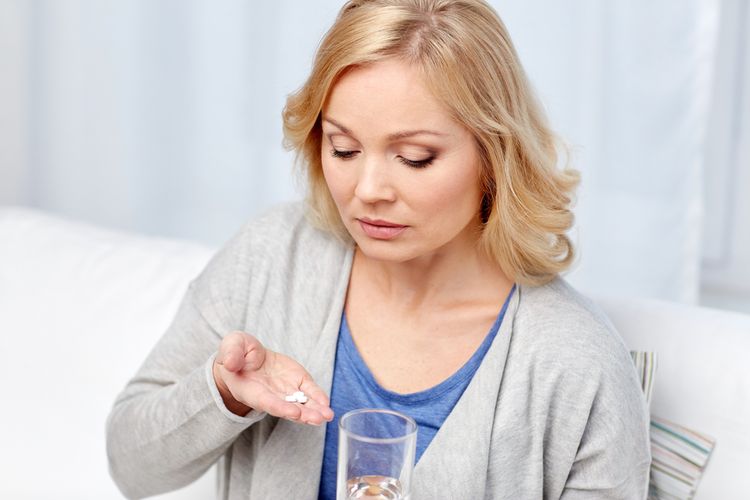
[107,203,651,499]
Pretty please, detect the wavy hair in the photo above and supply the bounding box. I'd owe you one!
[283,0,580,285]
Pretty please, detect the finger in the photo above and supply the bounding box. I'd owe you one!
[219,331,267,373]
[217,331,247,373]
[297,398,334,425]
[248,384,331,426]
[252,388,303,421]
[299,378,334,420]
[241,336,266,373]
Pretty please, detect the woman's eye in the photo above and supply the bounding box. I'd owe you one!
[398,156,435,169]
[331,149,357,159]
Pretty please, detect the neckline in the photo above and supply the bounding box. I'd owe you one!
[339,284,516,404]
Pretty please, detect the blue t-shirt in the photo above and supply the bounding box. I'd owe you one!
[317,286,515,499]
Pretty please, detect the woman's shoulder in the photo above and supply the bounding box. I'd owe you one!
[506,278,648,433]
[519,277,614,329]
[189,201,350,318]
[501,280,650,494]
[232,201,343,256]
[512,278,635,380]
[517,278,619,342]
[206,201,350,276]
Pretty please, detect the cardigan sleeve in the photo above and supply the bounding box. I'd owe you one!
[559,343,652,500]
[106,221,266,499]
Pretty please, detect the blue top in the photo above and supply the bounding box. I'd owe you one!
[317,286,515,499]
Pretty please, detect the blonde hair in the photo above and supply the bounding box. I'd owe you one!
[283,0,580,285]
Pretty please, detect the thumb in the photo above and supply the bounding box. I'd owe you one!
[218,331,266,373]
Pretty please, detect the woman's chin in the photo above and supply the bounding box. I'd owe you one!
[353,239,417,264]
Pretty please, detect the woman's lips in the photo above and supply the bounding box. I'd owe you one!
[357,218,408,240]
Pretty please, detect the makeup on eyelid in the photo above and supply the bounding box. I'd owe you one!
[330,148,435,168]
[327,132,438,168]
[325,129,440,158]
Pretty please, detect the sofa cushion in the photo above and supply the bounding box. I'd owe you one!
[601,296,750,499]
[0,207,215,499]
[630,351,716,499]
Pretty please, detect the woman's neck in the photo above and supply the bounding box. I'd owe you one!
[351,243,513,312]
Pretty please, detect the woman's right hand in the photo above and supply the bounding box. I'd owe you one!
[212,331,334,425]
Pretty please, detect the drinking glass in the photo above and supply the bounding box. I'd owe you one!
[337,408,417,500]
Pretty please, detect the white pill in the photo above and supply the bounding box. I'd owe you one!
[284,391,308,404]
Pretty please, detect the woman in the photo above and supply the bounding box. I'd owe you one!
[107,1,651,498]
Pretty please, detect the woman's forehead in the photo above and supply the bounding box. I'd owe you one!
[323,59,464,137]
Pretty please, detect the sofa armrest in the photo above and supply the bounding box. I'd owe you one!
[597,296,750,499]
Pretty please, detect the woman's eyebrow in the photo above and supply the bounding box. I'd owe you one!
[322,116,448,140]
[322,117,352,135]
[387,129,448,140]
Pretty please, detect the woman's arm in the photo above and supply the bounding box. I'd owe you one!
[560,353,652,499]
[106,206,341,498]
[105,283,265,499]
[106,288,334,499]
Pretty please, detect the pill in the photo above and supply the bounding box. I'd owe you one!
[284,391,308,404]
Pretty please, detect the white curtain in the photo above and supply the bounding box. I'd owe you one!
[0,0,346,244]
[496,0,719,303]
[0,0,721,303]
[701,0,750,301]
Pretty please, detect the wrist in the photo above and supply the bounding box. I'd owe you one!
[212,360,252,417]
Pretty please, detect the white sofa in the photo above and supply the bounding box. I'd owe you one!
[1,206,748,499]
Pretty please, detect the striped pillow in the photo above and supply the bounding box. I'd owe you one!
[648,417,715,499]
[629,351,717,500]
[630,351,657,405]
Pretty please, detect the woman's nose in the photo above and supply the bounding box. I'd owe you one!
[353,156,396,204]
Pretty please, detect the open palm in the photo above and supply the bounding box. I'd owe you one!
[213,331,334,425]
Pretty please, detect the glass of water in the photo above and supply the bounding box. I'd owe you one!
[337,408,417,500]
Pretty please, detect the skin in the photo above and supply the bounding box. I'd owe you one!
[212,332,333,424]
[322,58,514,393]
[213,57,513,420]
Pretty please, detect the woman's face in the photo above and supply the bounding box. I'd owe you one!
[321,58,484,264]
